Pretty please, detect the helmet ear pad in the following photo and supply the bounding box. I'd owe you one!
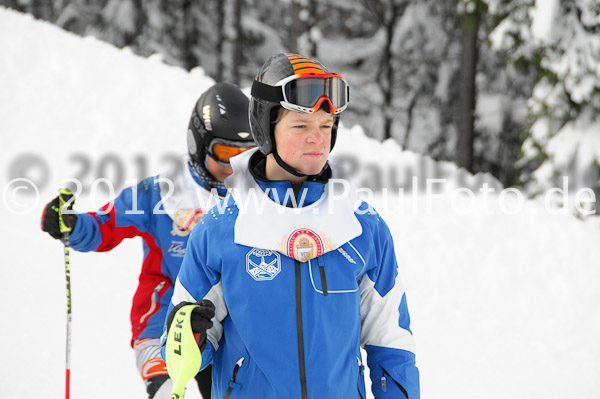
[187,109,211,166]
[249,97,276,155]
[331,115,339,150]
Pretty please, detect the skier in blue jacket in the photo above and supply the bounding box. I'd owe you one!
[41,83,255,399]
[164,53,420,398]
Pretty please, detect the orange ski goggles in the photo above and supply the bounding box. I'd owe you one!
[208,139,255,166]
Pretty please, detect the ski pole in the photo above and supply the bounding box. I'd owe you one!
[58,188,75,399]
[166,304,203,399]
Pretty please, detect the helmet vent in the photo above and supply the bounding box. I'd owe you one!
[218,103,228,120]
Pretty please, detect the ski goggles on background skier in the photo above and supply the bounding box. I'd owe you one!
[251,72,350,114]
[208,138,255,166]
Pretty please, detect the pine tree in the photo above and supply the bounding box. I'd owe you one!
[493,0,600,213]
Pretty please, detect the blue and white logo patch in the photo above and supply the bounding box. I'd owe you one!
[246,248,281,281]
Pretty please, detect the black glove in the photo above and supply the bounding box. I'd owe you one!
[166,299,215,352]
[41,194,78,239]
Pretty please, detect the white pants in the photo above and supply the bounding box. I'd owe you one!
[134,338,171,398]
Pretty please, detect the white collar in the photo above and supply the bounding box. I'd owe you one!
[225,149,363,261]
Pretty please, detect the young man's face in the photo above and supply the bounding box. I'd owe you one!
[271,109,334,179]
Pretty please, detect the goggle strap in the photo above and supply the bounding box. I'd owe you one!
[251,80,284,103]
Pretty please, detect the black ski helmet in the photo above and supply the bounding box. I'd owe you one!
[249,53,344,176]
[187,82,253,167]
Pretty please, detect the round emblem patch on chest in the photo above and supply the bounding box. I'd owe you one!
[287,229,324,262]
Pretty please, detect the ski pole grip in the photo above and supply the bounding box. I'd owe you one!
[58,188,75,234]
[166,304,203,399]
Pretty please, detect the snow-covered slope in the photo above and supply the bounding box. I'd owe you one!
[1,7,599,399]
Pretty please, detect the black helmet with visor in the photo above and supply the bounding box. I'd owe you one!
[187,82,255,169]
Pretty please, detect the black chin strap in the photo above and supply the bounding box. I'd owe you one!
[272,148,331,179]
[250,150,332,183]
[272,148,309,177]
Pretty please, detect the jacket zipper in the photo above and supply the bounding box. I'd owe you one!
[295,259,308,399]
[357,357,364,399]
[224,357,245,399]
[291,186,307,399]
[382,368,408,398]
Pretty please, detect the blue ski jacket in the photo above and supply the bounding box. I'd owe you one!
[164,149,420,398]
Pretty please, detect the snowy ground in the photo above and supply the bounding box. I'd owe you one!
[2,7,600,399]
